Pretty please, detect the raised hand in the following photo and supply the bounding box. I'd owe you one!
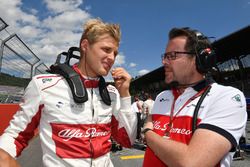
[111,67,132,97]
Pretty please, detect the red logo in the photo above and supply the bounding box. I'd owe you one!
[50,123,111,158]
[58,128,109,141]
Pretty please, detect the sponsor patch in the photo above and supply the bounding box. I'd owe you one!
[232,94,241,102]
[159,97,169,102]
[56,101,64,108]
[42,78,52,83]
[231,94,244,107]
[107,85,116,93]
[50,123,111,158]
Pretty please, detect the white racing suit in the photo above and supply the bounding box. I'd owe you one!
[0,66,137,167]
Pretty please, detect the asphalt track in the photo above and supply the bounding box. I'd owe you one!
[17,121,250,167]
[16,136,145,167]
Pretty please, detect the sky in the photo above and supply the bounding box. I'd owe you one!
[0,0,250,80]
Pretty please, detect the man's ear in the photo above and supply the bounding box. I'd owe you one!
[80,39,88,52]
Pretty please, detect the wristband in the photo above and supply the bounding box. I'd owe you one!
[142,128,152,135]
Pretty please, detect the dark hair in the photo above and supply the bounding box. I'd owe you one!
[168,27,212,56]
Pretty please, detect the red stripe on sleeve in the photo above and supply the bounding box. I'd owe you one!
[14,104,43,156]
[111,115,131,148]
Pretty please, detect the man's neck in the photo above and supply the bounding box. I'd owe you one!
[173,78,206,95]
[77,63,98,78]
[74,63,98,79]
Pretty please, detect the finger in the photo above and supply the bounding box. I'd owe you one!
[112,70,126,80]
[111,68,131,84]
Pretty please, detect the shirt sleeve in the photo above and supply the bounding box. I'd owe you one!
[108,85,137,148]
[198,85,247,151]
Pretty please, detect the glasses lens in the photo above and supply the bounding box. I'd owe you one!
[169,52,176,60]
[162,51,195,61]
[162,52,176,60]
[162,52,170,60]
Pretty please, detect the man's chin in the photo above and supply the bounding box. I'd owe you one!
[165,78,179,87]
[165,77,173,84]
[99,70,109,76]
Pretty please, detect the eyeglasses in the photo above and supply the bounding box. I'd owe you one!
[161,51,195,61]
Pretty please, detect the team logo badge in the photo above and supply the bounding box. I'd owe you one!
[232,94,241,102]
[231,94,244,107]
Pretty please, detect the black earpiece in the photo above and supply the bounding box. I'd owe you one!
[193,31,216,73]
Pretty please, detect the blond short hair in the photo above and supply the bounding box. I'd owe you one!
[80,18,121,46]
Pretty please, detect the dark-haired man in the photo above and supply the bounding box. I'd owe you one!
[143,27,247,167]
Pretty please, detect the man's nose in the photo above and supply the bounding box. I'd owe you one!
[107,53,115,62]
[162,57,170,65]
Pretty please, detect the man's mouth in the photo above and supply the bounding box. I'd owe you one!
[164,68,171,73]
[164,64,172,71]
[103,62,111,71]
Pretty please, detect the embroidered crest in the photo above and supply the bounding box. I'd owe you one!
[232,94,241,102]
[231,94,244,107]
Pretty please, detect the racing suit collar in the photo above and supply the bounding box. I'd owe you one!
[192,78,214,92]
[72,64,99,88]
